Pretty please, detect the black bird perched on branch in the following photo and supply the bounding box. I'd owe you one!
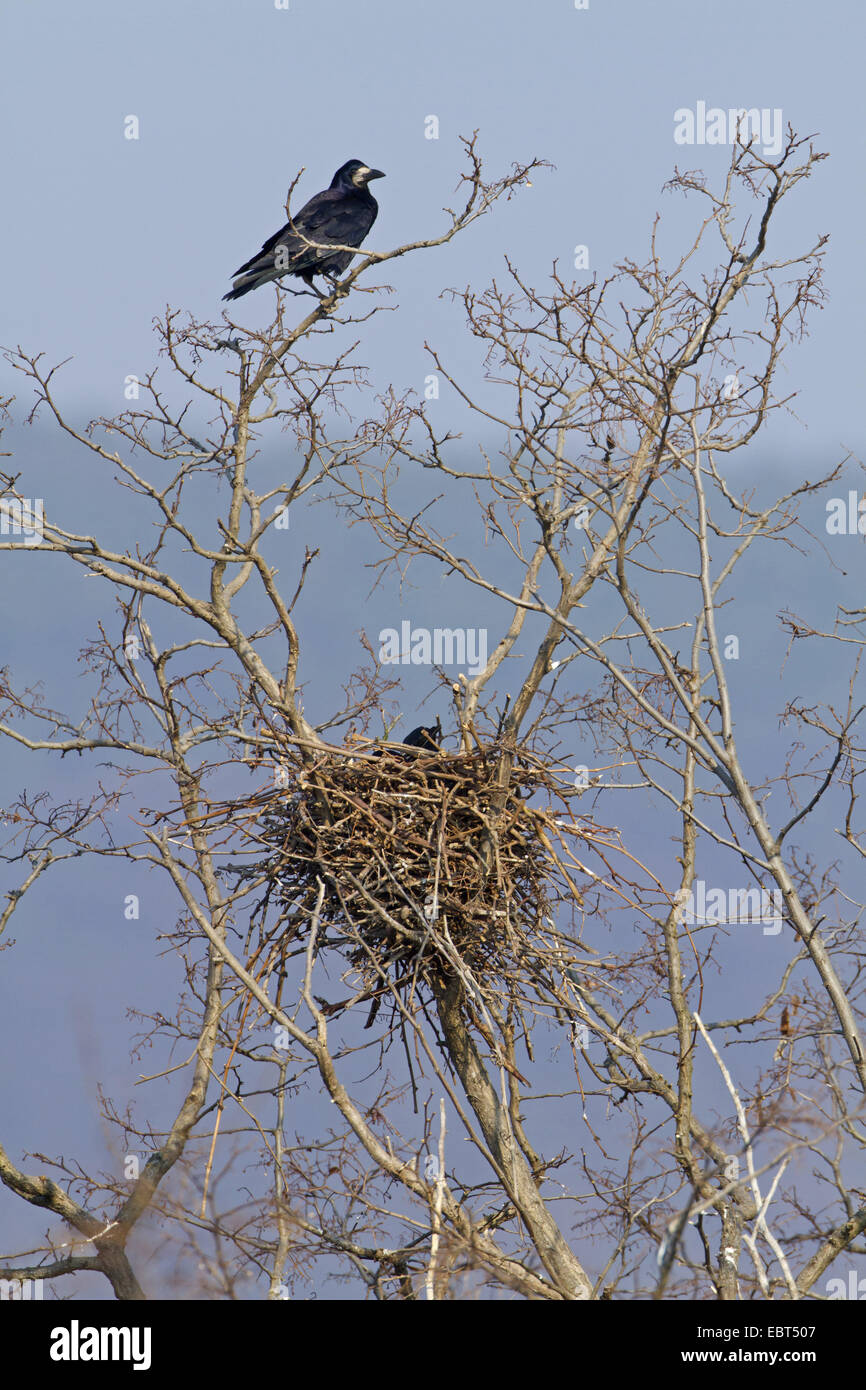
[223,159,385,301]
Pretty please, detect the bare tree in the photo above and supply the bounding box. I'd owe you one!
[2,130,862,1302]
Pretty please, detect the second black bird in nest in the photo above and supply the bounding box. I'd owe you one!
[368,719,442,759]
[399,722,442,753]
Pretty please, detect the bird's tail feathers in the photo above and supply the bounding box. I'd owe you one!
[222,277,256,301]
[223,267,276,301]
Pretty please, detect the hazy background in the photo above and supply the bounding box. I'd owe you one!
[1,0,864,1298]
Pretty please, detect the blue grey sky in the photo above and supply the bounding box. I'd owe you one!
[1,0,862,445]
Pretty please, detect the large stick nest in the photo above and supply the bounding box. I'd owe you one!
[228,741,586,995]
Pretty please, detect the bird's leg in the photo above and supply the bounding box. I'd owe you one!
[319,270,348,300]
[300,271,328,299]
[283,285,321,300]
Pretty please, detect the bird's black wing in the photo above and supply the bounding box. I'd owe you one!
[230,188,333,277]
[231,189,377,279]
[289,191,378,272]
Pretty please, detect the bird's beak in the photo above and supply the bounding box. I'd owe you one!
[366,168,386,181]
